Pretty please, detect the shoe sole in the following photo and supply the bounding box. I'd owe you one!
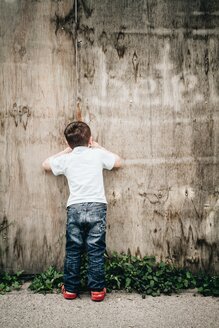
[91,288,106,302]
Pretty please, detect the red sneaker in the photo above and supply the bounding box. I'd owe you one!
[91,288,106,302]
[61,285,77,300]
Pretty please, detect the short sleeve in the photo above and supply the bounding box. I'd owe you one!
[49,155,67,176]
[98,148,116,170]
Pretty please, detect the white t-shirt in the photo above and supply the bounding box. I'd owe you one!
[49,146,116,207]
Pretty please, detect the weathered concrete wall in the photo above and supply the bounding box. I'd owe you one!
[0,0,75,273]
[0,0,219,274]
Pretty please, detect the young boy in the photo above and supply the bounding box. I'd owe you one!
[42,121,122,301]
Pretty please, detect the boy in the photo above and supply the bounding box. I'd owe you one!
[42,121,122,301]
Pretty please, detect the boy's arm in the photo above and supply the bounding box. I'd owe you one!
[42,147,72,172]
[91,141,122,168]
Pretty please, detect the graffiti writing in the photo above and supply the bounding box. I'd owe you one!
[83,42,219,112]
[9,103,31,130]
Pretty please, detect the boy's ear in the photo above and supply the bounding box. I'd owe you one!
[88,136,93,146]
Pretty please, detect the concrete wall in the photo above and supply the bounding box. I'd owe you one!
[0,0,218,274]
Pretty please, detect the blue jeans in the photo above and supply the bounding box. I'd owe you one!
[63,202,107,293]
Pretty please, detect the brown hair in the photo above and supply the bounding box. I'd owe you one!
[64,121,91,148]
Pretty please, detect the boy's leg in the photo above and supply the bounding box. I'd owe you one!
[86,203,107,291]
[63,204,84,293]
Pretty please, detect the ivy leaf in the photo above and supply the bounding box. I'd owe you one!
[125,277,131,288]
[150,280,155,287]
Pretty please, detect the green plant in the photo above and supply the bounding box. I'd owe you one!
[0,271,23,294]
[1,252,218,297]
[28,266,63,294]
[195,271,219,297]
[104,252,198,297]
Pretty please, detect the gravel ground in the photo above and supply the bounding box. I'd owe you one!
[0,287,218,328]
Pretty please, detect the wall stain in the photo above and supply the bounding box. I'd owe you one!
[187,225,195,243]
[83,56,95,83]
[135,246,142,258]
[115,32,126,59]
[153,209,165,218]
[13,43,26,60]
[132,51,139,82]
[190,198,203,220]
[0,216,10,270]
[164,208,187,263]
[74,100,83,121]
[109,191,117,206]
[163,205,217,273]
[42,235,49,265]
[207,118,214,150]
[196,238,217,273]
[0,112,5,132]
[148,210,164,251]
[12,0,32,62]
[0,215,12,235]
[99,30,108,53]
[204,49,209,75]
[80,0,93,18]
[13,227,24,264]
[53,0,93,37]
[54,8,76,37]
[80,25,95,45]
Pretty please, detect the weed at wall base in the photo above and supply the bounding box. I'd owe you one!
[0,253,218,297]
[0,271,23,294]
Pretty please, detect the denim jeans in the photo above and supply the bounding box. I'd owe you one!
[63,202,107,293]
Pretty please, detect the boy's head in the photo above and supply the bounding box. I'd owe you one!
[64,121,91,148]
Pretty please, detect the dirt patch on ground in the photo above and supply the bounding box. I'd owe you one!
[0,288,218,328]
